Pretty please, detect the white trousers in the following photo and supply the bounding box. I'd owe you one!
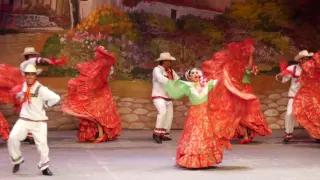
[153,99,173,137]
[8,119,50,171]
[285,99,298,134]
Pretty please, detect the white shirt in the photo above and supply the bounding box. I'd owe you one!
[281,64,301,97]
[19,81,60,121]
[152,65,179,98]
[20,57,43,72]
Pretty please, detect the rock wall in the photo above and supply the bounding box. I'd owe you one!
[258,89,300,129]
[1,87,301,131]
[1,14,57,29]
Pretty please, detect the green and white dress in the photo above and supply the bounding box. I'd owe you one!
[165,79,225,169]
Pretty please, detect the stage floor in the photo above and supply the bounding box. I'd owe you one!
[0,129,319,180]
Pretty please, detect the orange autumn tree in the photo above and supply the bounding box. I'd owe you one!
[75,5,137,40]
[225,0,293,52]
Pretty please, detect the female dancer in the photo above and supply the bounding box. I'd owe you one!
[62,46,121,143]
[0,64,24,141]
[203,38,272,144]
[165,68,226,169]
[293,51,320,141]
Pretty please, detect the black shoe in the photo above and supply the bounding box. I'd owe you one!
[42,168,53,176]
[283,134,292,144]
[161,136,172,141]
[12,160,24,173]
[152,134,162,144]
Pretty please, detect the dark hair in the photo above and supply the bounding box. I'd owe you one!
[159,61,163,65]
[24,54,37,60]
[188,67,196,76]
[24,55,30,60]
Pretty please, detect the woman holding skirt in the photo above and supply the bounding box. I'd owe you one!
[62,46,121,143]
[165,68,226,168]
[203,38,272,144]
[0,64,24,141]
[293,51,320,141]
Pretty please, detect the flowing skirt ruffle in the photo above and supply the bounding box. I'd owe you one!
[294,85,320,139]
[176,103,224,169]
[0,112,10,141]
[62,81,121,142]
[208,72,272,141]
[0,64,24,141]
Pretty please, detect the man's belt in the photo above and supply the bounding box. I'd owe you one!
[20,117,47,122]
[152,96,172,101]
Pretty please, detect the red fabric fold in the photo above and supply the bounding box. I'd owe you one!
[0,64,24,141]
[293,58,320,139]
[203,38,271,142]
[0,113,9,141]
[279,61,289,72]
[62,47,121,142]
[51,57,67,66]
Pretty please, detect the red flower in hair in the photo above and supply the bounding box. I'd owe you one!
[199,76,208,87]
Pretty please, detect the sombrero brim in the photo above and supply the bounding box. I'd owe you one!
[21,51,39,56]
[24,69,42,75]
[294,54,314,61]
[154,57,176,62]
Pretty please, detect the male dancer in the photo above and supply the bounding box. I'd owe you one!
[20,47,53,144]
[276,50,313,143]
[152,52,179,144]
[8,64,60,176]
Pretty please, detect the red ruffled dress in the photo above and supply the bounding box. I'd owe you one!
[165,80,224,168]
[293,58,320,139]
[62,47,121,142]
[0,64,24,141]
[203,38,272,143]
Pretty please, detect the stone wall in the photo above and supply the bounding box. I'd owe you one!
[1,14,57,29]
[1,87,300,131]
[258,89,300,129]
[114,96,189,129]
[0,93,189,130]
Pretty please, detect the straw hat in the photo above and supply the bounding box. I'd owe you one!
[23,64,42,75]
[155,52,176,62]
[21,47,39,56]
[294,50,314,61]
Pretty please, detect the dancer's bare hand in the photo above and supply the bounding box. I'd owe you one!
[275,73,283,81]
[16,92,24,102]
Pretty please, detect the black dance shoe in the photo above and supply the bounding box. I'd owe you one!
[42,168,53,176]
[12,160,24,173]
[153,134,162,144]
[283,133,292,144]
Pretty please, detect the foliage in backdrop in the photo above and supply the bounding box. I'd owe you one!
[40,0,320,79]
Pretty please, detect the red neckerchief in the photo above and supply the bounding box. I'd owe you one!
[165,68,173,80]
[23,82,36,104]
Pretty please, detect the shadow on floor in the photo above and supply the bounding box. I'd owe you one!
[175,165,252,171]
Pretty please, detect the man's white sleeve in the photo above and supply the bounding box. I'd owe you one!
[153,67,169,84]
[39,87,61,107]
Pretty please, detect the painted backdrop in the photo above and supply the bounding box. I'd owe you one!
[1,0,319,130]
